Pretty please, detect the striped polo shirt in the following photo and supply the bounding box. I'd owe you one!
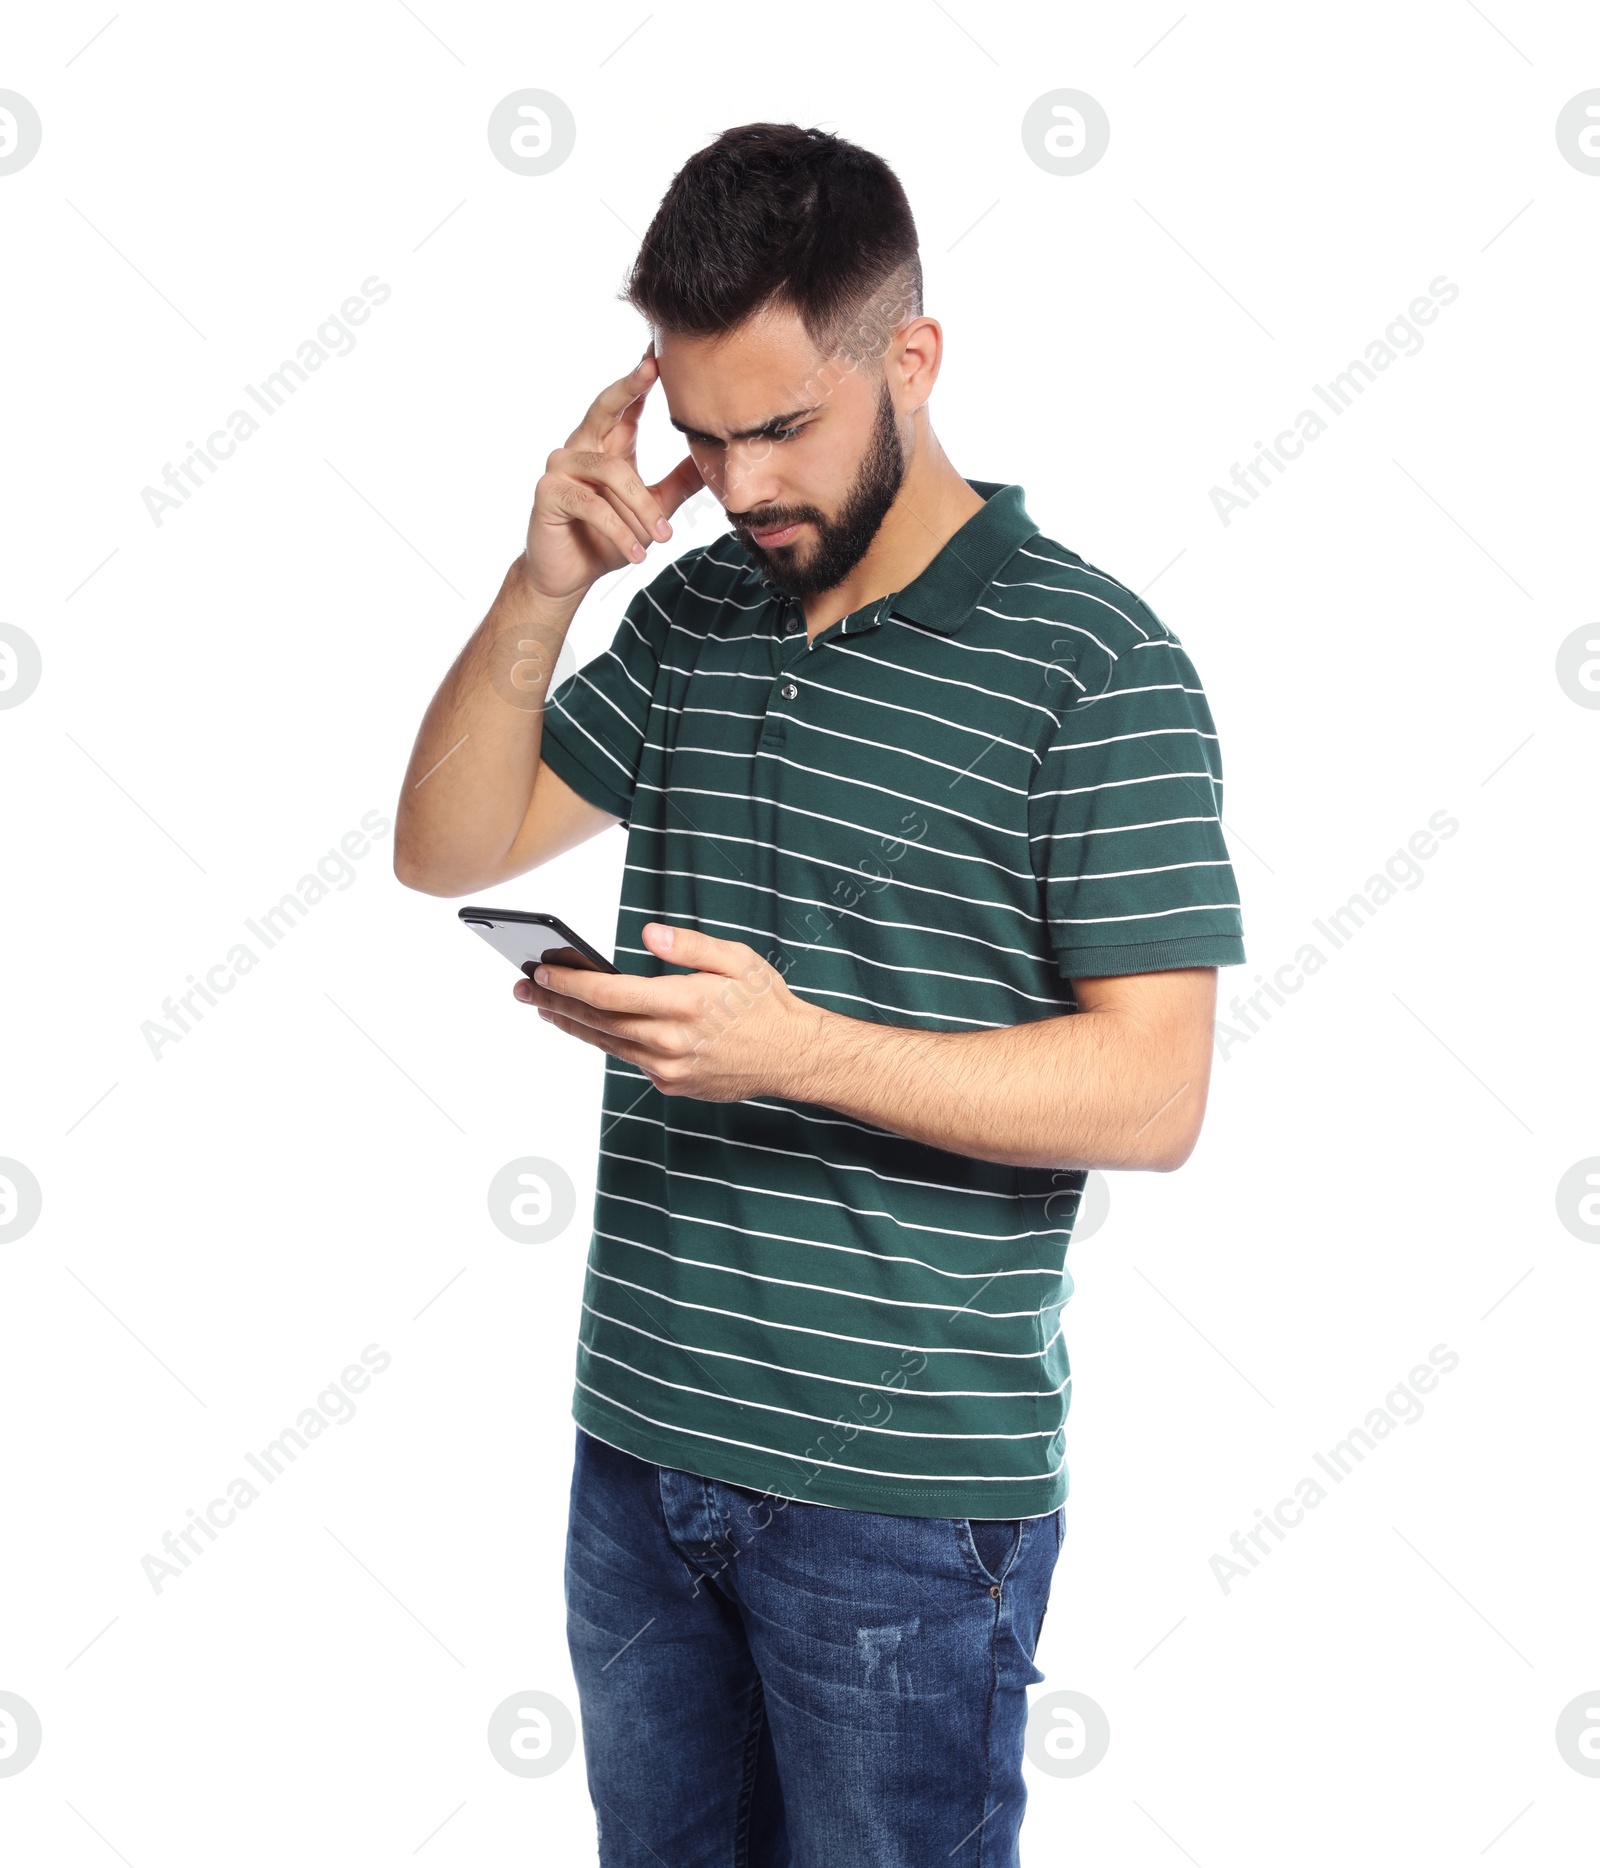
[539,478,1245,1520]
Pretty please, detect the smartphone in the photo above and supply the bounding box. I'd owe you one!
[458,906,620,976]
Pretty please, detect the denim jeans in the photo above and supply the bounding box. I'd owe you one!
[564,1427,1065,1867]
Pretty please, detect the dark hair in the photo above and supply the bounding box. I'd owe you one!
[622,123,923,368]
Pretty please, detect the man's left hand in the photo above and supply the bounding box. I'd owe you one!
[514,922,825,1102]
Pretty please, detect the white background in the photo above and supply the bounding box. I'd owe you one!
[2,2,1597,1862]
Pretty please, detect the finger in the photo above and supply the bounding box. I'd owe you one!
[537,999,670,1076]
[602,363,654,456]
[538,1001,616,1051]
[535,475,649,565]
[547,448,672,545]
[565,354,658,453]
[533,993,675,1053]
[642,922,757,980]
[599,341,666,461]
[518,971,684,1052]
[524,960,657,1014]
[574,475,655,553]
[648,452,709,520]
[547,447,663,532]
[516,973,621,1021]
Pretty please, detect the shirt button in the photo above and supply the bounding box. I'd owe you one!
[989,1584,1002,1599]
[780,681,799,700]
[784,616,801,634]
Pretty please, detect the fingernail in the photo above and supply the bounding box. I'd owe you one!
[655,519,670,539]
[631,543,645,561]
[534,966,549,985]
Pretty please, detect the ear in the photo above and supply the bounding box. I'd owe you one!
[894,315,943,410]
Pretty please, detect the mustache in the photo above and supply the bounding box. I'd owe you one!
[739,514,815,534]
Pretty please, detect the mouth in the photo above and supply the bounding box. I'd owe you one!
[746,519,805,548]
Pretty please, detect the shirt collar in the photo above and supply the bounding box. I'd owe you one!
[888,480,1039,634]
[747,479,1038,637]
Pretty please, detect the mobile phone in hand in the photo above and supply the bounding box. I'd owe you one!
[458,906,620,976]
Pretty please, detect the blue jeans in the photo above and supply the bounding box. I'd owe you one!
[564,1427,1065,1867]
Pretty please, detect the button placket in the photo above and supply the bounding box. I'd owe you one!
[781,608,802,695]
[761,601,799,747]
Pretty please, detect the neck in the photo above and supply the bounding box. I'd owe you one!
[801,420,986,634]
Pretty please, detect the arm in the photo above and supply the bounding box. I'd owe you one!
[393,558,610,895]
[519,924,1219,1173]
[783,967,1219,1172]
[393,348,701,896]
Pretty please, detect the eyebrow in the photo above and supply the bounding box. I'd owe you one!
[668,406,819,443]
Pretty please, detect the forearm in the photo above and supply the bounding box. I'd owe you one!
[782,1001,1208,1173]
[393,555,580,894]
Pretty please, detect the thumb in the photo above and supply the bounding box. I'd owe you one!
[650,453,708,518]
[643,922,747,976]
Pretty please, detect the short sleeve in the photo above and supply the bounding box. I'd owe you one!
[539,568,678,827]
[1028,632,1246,979]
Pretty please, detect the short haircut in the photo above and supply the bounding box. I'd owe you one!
[622,122,923,371]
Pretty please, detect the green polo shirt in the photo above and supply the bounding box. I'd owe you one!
[539,478,1245,1520]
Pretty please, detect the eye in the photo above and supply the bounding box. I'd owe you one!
[769,424,807,443]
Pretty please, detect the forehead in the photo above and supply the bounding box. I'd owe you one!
[655,304,870,434]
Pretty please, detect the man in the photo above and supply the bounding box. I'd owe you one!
[395,121,1245,1867]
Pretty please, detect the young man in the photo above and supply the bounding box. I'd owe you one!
[396,122,1245,1868]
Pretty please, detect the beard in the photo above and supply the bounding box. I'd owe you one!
[735,374,906,599]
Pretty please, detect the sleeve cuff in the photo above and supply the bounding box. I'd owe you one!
[1056,933,1247,979]
[540,719,633,825]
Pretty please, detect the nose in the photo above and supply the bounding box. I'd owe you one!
[716,441,784,516]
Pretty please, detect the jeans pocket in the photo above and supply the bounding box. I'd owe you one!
[967,1516,1022,1585]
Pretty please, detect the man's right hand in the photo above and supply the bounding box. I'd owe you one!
[523,347,706,603]
[394,346,707,897]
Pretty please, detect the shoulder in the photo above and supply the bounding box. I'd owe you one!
[985,530,1188,705]
[993,532,1178,652]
